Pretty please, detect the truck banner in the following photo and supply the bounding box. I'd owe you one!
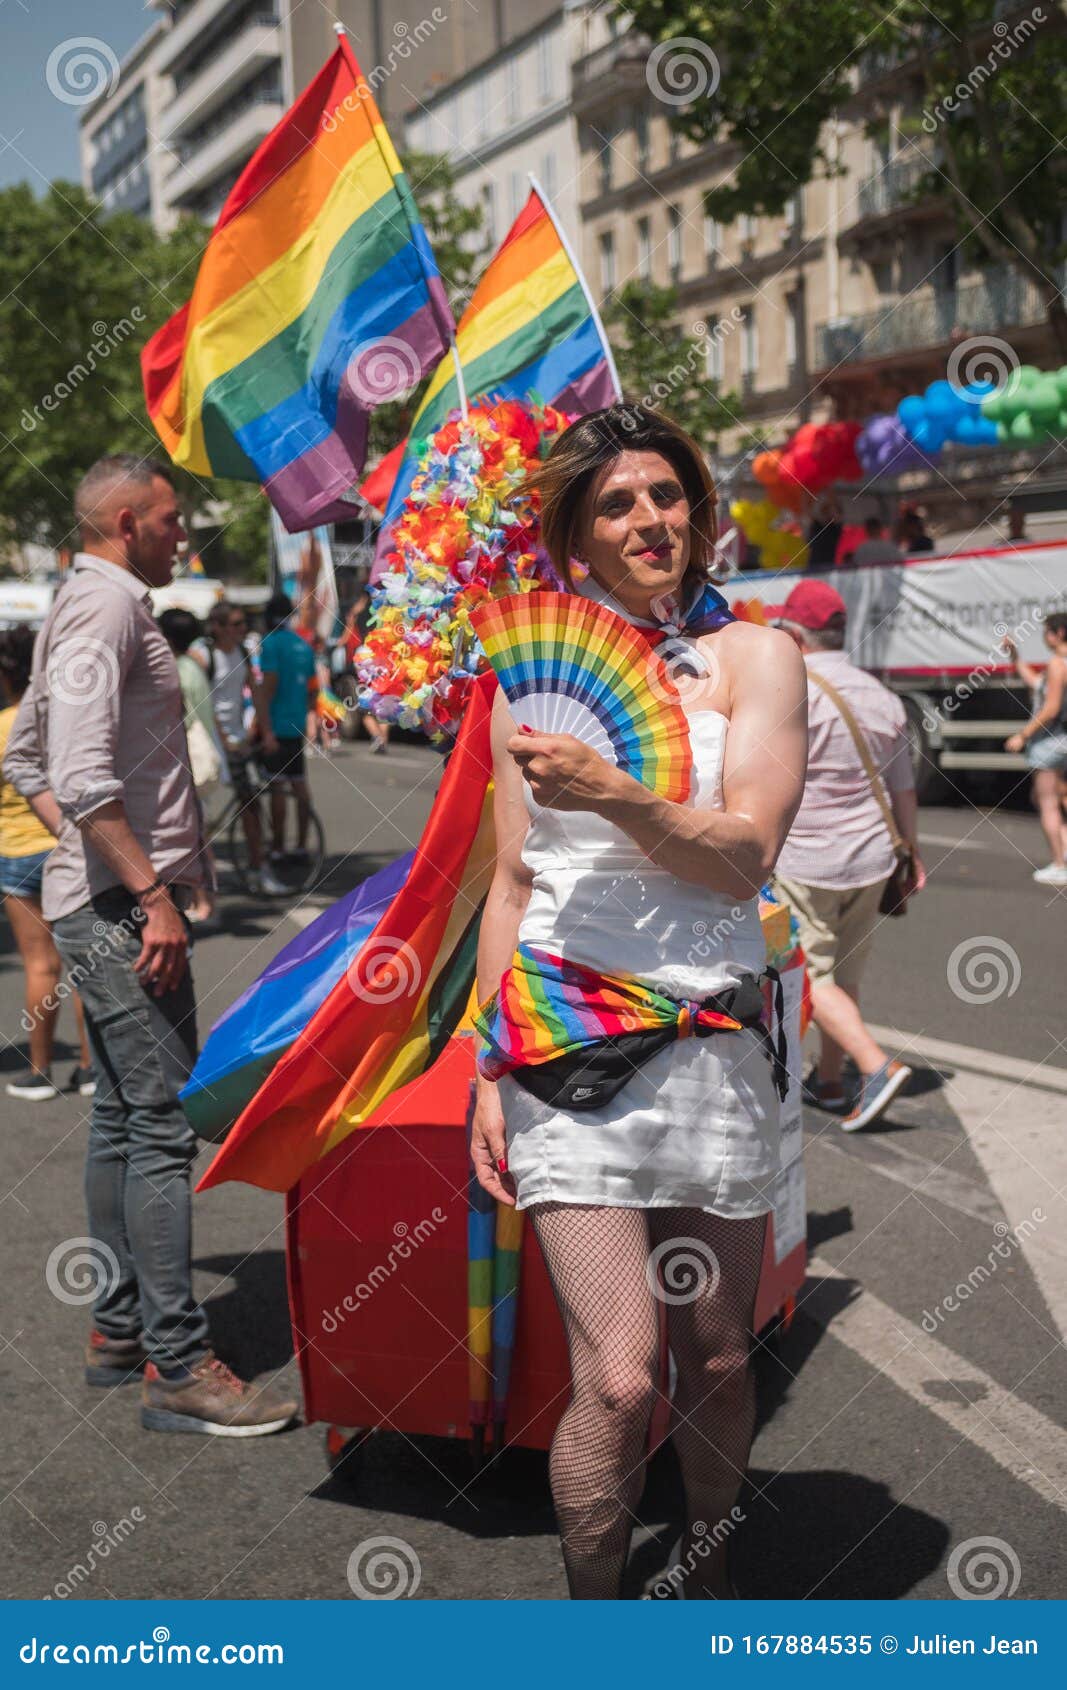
[732,542,1067,676]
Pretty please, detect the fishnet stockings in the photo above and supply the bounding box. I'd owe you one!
[530,1202,767,1600]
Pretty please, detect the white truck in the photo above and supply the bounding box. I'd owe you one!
[728,540,1067,799]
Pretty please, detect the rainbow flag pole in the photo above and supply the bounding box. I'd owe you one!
[525,171,622,403]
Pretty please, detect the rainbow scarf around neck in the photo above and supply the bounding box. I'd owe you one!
[474,943,746,1082]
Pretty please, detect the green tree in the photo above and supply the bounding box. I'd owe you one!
[602,281,746,448]
[621,1,1067,351]
[0,154,482,563]
[368,150,484,458]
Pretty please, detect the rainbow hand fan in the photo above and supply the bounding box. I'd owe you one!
[470,591,692,802]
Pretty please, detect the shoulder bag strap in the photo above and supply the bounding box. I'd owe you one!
[808,668,907,856]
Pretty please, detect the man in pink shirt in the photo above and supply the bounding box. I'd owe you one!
[769,581,925,1130]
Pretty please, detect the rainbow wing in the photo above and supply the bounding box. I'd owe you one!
[471,591,692,802]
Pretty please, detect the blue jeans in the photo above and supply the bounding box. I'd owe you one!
[52,890,211,1369]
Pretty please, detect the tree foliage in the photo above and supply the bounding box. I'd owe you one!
[621,0,1067,345]
[603,281,746,449]
[0,154,483,562]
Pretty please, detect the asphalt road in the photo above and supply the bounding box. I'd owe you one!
[1,738,1064,1602]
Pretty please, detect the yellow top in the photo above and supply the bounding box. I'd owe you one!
[0,705,55,858]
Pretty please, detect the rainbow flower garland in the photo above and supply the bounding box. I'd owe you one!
[355,398,574,738]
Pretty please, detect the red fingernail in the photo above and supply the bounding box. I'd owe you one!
[497,1157,508,1172]
[519,724,534,735]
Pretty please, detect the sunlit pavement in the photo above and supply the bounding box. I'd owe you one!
[2,740,1064,1600]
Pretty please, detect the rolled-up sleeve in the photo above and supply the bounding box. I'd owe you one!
[2,686,49,799]
[44,590,136,825]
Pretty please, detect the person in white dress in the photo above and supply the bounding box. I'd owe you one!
[469,404,808,1598]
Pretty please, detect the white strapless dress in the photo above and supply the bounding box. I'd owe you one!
[500,706,782,1215]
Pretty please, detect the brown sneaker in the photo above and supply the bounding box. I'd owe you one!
[85,1328,147,1387]
[140,1352,299,1437]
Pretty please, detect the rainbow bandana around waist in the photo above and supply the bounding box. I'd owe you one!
[474,943,788,1110]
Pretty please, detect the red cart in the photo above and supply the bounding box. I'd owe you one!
[286,937,808,1480]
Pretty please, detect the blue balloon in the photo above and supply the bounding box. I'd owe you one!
[926,379,961,422]
[898,394,925,431]
[910,418,947,453]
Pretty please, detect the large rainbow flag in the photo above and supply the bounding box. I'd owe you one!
[361,183,621,545]
[141,35,454,532]
[195,673,498,1193]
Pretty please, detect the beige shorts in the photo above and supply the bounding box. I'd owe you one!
[772,874,886,991]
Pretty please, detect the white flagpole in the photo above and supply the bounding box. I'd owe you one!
[450,340,469,418]
[527,173,623,401]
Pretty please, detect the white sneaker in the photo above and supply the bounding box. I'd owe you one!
[1032,863,1067,886]
[258,866,289,896]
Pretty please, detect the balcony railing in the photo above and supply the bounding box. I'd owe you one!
[855,153,938,221]
[815,267,1054,369]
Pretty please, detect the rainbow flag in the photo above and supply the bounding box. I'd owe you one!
[363,184,620,541]
[141,36,454,532]
[196,672,498,1193]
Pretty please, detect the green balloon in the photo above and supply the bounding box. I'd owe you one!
[1010,412,1038,443]
[1030,380,1062,424]
[1054,366,1067,402]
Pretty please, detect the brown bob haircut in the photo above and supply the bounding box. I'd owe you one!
[532,403,718,593]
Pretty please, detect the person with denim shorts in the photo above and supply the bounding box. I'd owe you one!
[3,455,297,1437]
[0,627,93,1101]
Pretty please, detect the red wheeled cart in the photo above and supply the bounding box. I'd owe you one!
[286,945,808,1480]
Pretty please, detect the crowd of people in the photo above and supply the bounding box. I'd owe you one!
[0,421,1063,1596]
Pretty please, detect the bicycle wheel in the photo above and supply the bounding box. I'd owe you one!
[228,791,326,898]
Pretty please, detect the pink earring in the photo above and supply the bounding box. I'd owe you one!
[570,554,590,583]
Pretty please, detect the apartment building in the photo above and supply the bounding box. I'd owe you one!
[574,12,1062,504]
[403,3,586,252]
[80,21,169,223]
[79,1,561,233]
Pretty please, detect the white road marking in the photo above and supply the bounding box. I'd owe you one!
[806,1256,1067,1509]
[867,1024,1067,1096]
[935,1067,1067,1343]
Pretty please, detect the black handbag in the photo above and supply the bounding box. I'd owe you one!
[510,971,788,1110]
